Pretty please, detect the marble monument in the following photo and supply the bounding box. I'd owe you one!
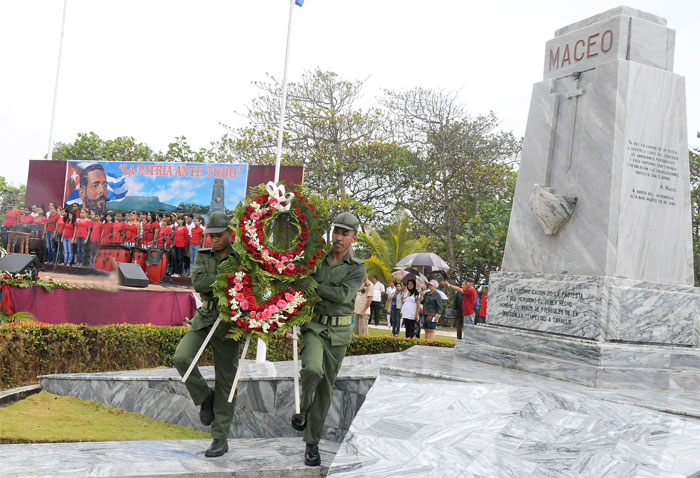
[469,6,700,389]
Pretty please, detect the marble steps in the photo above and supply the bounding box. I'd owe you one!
[457,325,700,391]
[39,356,382,443]
[327,374,700,477]
[1,438,338,478]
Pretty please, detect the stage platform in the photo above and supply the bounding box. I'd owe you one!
[1,438,339,478]
[8,269,196,326]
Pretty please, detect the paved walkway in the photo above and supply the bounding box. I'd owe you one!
[2,437,338,478]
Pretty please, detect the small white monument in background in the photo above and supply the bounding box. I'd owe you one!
[461,6,700,390]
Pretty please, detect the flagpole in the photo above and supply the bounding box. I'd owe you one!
[47,0,68,161]
[257,0,297,364]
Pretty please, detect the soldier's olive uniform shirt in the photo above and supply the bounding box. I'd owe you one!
[190,247,234,332]
[173,246,240,441]
[300,249,365,445]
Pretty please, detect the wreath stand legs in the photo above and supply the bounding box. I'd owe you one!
[181,317,221,384]
[292,325,301,414]
[228,336,251,403]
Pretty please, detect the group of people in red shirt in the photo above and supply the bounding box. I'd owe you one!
[2,203,209,274]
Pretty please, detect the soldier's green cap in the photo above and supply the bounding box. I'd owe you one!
[331,212,360,232]
[204,211,231,234]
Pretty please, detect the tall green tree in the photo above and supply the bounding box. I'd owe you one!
[357,211,430,284]
[220,69,409,223]
[381,88,521,282]
[50,132,157,162]
[0,177,26,211]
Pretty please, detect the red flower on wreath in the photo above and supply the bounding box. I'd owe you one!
[225,270,306,332]
[239,191,326,276]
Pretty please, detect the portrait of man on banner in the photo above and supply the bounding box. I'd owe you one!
[78,164,109,213]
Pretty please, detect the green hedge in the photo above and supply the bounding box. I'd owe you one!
[0,323,452,389]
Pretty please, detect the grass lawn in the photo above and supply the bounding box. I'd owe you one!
[0,391,209,444]
[367,327,456,345]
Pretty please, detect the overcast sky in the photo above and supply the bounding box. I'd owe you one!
[1,0,698,186]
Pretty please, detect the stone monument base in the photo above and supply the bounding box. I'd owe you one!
[488,272,699,346]
[457,324,700,391]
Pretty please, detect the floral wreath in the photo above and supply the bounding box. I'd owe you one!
[213,182,328,341]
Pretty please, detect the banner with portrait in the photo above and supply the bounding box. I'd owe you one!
[62,161,249,215]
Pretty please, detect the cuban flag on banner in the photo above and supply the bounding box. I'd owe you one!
[64,162,128,205]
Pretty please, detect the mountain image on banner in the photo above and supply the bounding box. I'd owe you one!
[64,162,127,205]
[105,196,177,213]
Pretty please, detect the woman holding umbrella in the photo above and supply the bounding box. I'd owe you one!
[401,278,421,339]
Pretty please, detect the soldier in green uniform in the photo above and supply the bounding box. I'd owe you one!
[173,211,240,458]
[287,212,366,467]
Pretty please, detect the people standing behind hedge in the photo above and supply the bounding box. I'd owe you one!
[479,285,488,324]
[453,287,464,340]
[172,216,189,277]
[422,280,444,342]
[390,281,403,337]
[61,211,76,265]
[443,278,477,326]
[384,281,395,326]
[353,272,373,336]
[401,278,421,339]
[369,275,385,326]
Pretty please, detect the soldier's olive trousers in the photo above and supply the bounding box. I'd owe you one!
[300,327,348,445]
[173,325,240,440]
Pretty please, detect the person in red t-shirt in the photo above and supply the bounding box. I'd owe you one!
[189,215,205,272]
[171,216,190,277]
[44,204,61,262]
[112,212,126,244]
[123,210,140,247]
[2,204,19,228]
[89,212,103,266]
[443,278,477,326]
[479,285,488,324]
[100,212,115,245]
[157,216,173,247]
[19,208,35,224]
[61,211,76,265]
[142,212,158,247]
[74,209,92,266]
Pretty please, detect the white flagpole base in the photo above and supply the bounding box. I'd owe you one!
[292,325,300,414]
[181,316,221,384]
[227,336,251,403]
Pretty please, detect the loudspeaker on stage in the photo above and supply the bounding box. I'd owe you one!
[117,263,149,288]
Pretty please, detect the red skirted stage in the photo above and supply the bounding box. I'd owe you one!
[6,271,196,326]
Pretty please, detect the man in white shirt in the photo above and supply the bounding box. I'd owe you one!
[369,275,385,326]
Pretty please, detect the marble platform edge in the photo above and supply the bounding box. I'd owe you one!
[466,324,700,371]
[457,330,700,391]
[378,365,700,420]
[0,384,42,406]
[1,438,338,478]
